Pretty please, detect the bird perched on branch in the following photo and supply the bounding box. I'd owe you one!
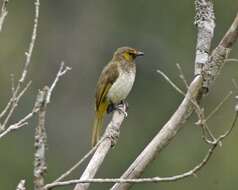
[91,47,144,146]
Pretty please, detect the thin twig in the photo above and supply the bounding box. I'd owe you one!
[157,69,185,96]
[157,68,215,142]
[225,58,238,63]
[0,96,13,119]
[73,104,127,190]
[0,81,32,131]
[0,86,46,140]
[0,0,40,127]
[46,62,71,104]
[0,122,28,139]
[232,79,238,89]
[53,137,106,183]
[0,61,70,139]
[176,63,189,88]
[205,91,233,121]
[0,62,70,140]
[20,0,40,82]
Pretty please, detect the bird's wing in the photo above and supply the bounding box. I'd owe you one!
[95,61,119,110]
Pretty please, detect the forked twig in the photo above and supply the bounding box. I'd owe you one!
[46,62,71,104]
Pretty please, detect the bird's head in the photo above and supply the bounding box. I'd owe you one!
[113,47,144,62]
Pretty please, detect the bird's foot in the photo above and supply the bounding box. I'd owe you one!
[115,101,128,118]
[120,100,129,112]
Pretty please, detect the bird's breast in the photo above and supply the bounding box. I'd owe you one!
[107,70,136,104]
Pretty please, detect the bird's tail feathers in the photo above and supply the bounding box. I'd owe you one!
[91,111,104,147]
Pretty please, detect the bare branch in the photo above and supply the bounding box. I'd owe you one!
[0,61,70,140]
[0,81,32,131]
[42,141,221,188]
[0,0,9,32]
[73,104,127,190]
[219,12,238,48]
[225,58,238,63]
[33,62,71,189]
[16,179,26,190]
[205,91,233,121]
[110,75,203,190]
[176,63,189,88]
[20,0,40,83]
[44,110,238,189]
[0,0,40,131]
[46,62,71,104]
[34,87,48,190]
[0,84,47,140]
[203,12,238,89]
[110,9,238,190]
[157,69,185,96]
[194,0,215,75]
[0,122,28,139]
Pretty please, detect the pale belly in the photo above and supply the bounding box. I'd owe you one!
[107,71,135,104]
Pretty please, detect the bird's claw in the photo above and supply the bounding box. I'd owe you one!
[115,103,128,118]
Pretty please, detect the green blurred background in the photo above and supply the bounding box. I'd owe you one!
[0,0,238,189]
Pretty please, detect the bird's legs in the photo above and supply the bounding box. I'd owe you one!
[107,100,128,118]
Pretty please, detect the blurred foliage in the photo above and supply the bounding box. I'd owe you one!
[0,0,238,189]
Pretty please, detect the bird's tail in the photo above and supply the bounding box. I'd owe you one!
[91,111,104,147]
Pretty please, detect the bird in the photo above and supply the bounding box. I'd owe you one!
[91,46,144,146]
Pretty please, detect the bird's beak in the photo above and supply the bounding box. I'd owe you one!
[136,51,144,57]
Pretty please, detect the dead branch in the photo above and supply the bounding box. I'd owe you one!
[46,62,71,104]
[34,87,49,190]
[44,109,238,189]
[73,104,127,190]
[203,12,238,89]
[0,81,32,130]
[194,0,215,75]
[110,6,238,190]
[33,61,71,190]
[20,0,40,83]
[0,0,40,134]
[110,75,202,190]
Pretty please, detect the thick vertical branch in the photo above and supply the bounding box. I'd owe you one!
[194,0,215,76]
[33,63,70,189]
[34,87,48,190]
[73,105,127,190]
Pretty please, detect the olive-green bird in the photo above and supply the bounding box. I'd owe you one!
[92,46,144,146]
